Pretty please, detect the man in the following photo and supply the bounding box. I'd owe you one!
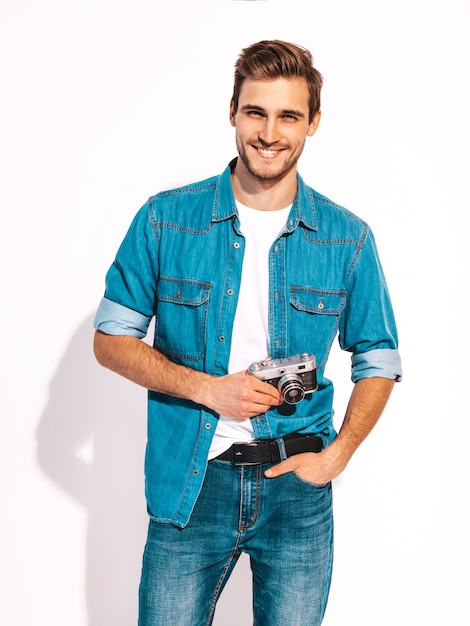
[93,40,402,626]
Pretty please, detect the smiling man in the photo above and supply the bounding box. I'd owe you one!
[93,40,402,626]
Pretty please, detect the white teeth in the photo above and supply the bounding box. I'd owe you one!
[258,148,277,156]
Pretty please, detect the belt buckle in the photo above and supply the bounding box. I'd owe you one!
[232,440,267,466]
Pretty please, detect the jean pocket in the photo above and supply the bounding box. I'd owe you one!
[290,471,331,490]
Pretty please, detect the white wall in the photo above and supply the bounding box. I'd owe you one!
[1,1,469,624]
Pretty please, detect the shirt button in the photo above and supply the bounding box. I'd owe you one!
[227,289,234,296]
[234,242,240,249]
[219,336,225,342]
[193,469,199,476]
[205,423,211,430]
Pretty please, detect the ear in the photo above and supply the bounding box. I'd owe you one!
[307,110,322,137]
[229,100,236,127]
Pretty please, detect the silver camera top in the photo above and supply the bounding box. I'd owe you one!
[248,352,316,376]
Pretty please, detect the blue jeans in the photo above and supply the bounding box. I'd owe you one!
[139,459,334,626]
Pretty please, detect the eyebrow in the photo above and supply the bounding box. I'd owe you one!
[240,104,305,119]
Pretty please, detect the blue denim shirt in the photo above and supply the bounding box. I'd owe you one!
[94,160,402,527]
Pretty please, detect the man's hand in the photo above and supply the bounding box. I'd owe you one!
[264,447,344,483]
[197,370,282,420]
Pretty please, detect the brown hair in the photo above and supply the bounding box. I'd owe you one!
[232,40,323,123]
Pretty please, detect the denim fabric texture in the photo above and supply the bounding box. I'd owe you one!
[138,459,334,626]
[94,159,402,527]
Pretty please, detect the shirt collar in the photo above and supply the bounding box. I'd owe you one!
[212,158,318,232]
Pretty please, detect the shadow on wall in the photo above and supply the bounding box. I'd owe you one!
[36,314,148,625]
[35,314,252,626]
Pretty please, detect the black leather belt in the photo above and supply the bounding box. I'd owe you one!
[213,433,323,466]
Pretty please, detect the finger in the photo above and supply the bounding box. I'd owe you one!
[264,457,298,478]
[247,376,282,403]
[240,378,281,406]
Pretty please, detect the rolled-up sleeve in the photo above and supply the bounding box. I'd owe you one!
[93,297,151,338]
[351,348,402,382]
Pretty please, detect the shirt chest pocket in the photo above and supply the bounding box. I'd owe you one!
[155,277,211,363]
[289,288,346,368]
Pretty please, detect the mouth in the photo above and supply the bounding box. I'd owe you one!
[253,146,285,158]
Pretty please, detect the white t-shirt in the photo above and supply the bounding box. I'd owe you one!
[208,201,291,459]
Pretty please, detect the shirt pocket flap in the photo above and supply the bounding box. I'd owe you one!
[158,277,211,306]
[290,288,346,315]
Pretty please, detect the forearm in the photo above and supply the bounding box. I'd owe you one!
[93,330,281,418]
[93,330,206,401]
[327,376,395,472]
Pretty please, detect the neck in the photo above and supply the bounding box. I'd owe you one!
[231,159,298,211]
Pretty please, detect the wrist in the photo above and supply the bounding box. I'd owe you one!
[324,439,351,476]
[188,371,215,407]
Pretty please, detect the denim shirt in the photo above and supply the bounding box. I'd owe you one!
[94,159,402,527]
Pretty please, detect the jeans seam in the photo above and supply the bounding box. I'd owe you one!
[238,466,262,532]
[206,555,237,626]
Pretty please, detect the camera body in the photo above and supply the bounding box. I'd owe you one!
[248,353,318,405]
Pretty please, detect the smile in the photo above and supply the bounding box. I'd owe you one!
[254,146,284,158]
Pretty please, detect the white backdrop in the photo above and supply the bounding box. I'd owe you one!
[1,1,469,624]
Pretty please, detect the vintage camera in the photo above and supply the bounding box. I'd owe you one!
[248,353,318,405]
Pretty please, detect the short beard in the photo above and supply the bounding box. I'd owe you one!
[236,137,304,185]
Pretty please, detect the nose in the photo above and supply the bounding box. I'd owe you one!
[258,117,280,146]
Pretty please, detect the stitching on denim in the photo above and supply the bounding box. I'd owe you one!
[290,287,346,315]
[154,277,212,363]
[237,466,262,533]
[346,221,369,283]
[206,554,239,625]
[150,180,218,200]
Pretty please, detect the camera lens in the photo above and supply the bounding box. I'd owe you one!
[278,374,305,405]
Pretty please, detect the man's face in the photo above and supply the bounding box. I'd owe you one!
[230,77,320,185]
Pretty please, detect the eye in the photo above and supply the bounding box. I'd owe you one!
[282,114,298,121]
